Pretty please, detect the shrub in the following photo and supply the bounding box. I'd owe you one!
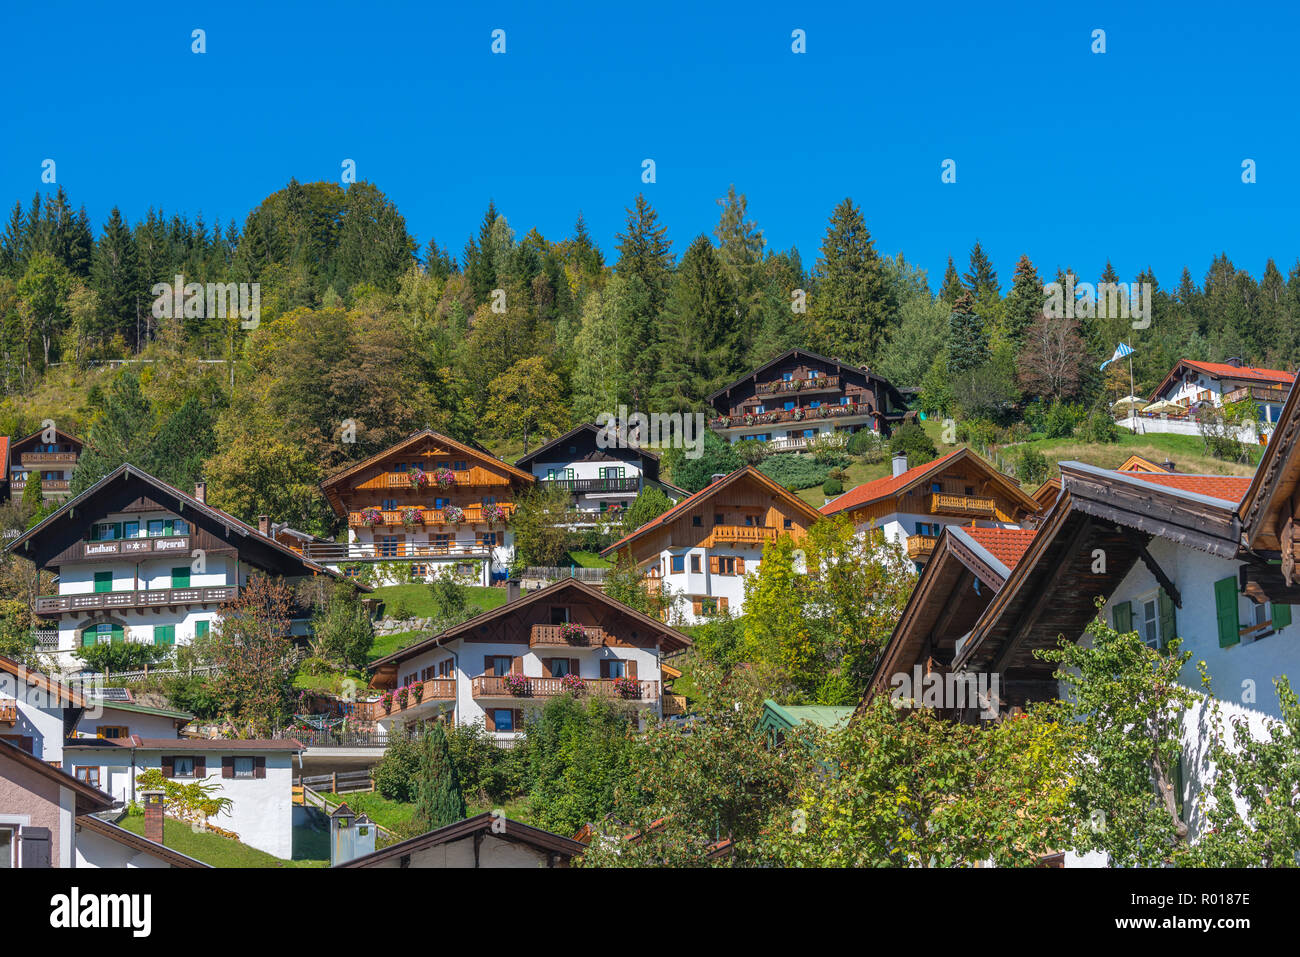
[822,478,844,497]
[847,429,885,462]
[1015,446,1051,486]
[757,454,832,490]
[888,422,937,466]
[1080,410,1120,444]
[373,731,423,803]
[1044,401,1083,439]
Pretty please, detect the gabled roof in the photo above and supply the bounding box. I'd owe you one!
[759,699,854,733]
[599,465,825,557]
[5,463,342,580]
[319,429,534,517]
[89,699,193,723]
[1031,476,1062,510]
[1150,358,1295,401]
[78,814,211,868]
[512,422,661,470]
[1240,373,1300,551]
[9,425,85,454]
[705,347,905,405]
[0,654,84,707]
[0,738,114,814]
[959,526,1038,573]
[335,811,585,867]
[1121,471,1252,505]
[370,577,692,670]
[821,447,1040,517]
[1117,454,1171,473]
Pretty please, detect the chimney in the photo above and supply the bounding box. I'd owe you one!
[891,453,909,478]
[507,578,521,603]
[711,473,726,484]
[258,515,270,537]
[193,480,206,504]
[142,789,165,846]
[1225,356,1243,368]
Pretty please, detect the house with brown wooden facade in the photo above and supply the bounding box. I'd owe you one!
[707,348,906,451]
[312,429,534,586]
[600,465,824,624]
[822,448,1040,570]
[7,426,83,501]
[364,578,691,738]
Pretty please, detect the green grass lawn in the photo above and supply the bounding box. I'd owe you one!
[372,583,509,619]
[564,550,612,568]
[322,791,533,832]
[118,814,327,867]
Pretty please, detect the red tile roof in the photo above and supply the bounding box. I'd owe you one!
[821,449,967,515]
[961,527,1037,571]
[1124,471,1252,504]
[0,436,8,472]
[1180,359,1294,386]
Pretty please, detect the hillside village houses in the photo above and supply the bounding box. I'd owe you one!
[308,429,534,586]
[707,348,907,450]
[821,448,1042,570]
[366,577,692,739]
[1122,357,1296,442]
[6,426,84,502]
[6,464,345,674]
[600,465,824,624]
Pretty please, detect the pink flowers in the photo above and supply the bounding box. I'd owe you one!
[612,676,640,699]
[434,467,457,488]
[557,621,587,643]
[443,505,465,524]
[503,672,530,695]
[359,507,384,527]
[560,672,587,693]
[402,507,424,526]
[408,467,430,489]
[380,690,394,712]
[481,502,507,525]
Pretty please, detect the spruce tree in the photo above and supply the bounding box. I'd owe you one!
[71,371,154,493]
[1000,255,1043,349]
[413,723,466,832]
[90,207,141,343]
[615,194,673,313]
[809,198,893,367]
[963,240,1000,301]
[654,235,741,411]
[939,256,964,304]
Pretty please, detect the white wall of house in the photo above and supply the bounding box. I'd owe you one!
[864,513,1022,566]
[0,673,67,764]
[721,416,874,448]
[64,747,297,859]
[74,823,175,868]
[648,543,761,624]
[342,527,513,586]
[73,705,185,740]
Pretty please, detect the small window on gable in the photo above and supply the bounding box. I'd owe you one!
[692,515,702,527]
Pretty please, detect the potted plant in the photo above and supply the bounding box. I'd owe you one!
[744,413,755,426]
[411,681,425,703]
[482,502,507,526]
[434,467,456,488]
[402,507,424,528]
[396,684,410,708]
[444,504,465,524]
[359,507,383,527]
[558,621,587,643]
[793,408,805,421]
[503,672,530,696]
[560,672,587,694]
[408,467,430,489]
[380,690,394,713]
[612,675,640,699]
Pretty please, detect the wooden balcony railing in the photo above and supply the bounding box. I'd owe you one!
[907,535,938,559]
[35,586,238,616]
[529,624,607,648]
[356,468,511,491]
[11,479,71,493]
[303,541,493,562]
[20,452,78,467]
[540,477,641,494]
[711,402,873,429]
[661,693,688,716]
[709,525,779,545]
[472,675,657,702]
[1223,385,1289,405]
[755,375,840,395]
[347,503,516,528]
[0,702,17,725]
[358,678,457,721]
[929,494,997,518]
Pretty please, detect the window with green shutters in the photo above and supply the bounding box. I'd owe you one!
[154,625,175,646]
[94,571,113,594]
[1214,576,1240,647]
[83,623,123,646]
[195,620,209,639]
[1157,589,1177,648]
[1111,600,1132,634]
[1272,602,1292,631]
[172,567,190,589]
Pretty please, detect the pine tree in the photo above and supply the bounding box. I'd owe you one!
[809,198,894,366]
[947,291,990,375]
[0,202,26,279]
[90,207,141,344]
[615,194,673,313]
[939,256,964,305]
[146,396,216,491]
[963,240,999,301]
[71,371,154,493]
[1000,255,1043,348]
[464,201,500,304]
[413,724,466,832]
[654,235,742,411]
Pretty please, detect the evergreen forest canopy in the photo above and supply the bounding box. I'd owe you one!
[1,178,1295,536]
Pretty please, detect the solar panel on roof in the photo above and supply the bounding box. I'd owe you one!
[94,687,133,702]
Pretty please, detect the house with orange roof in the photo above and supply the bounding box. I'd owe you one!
[312,429,535,586]
[1137,357,1295,439]
[600,466,823,623]
[821,448,1040,569]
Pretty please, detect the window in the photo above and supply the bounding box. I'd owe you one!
[434,497,450,509]
[154,625,175,646]
[173,519,188,535]
[671,555,685,574]
[378,536,400,558]
[96,726,129,739]
[76,766,101,788]
[692,515,702,527]
[604,660,626,678]
[381,498,397,511]
[549,658,572,677]
[123,520,140,539]
[782,372,793,381]
[840,396,850,406]
[550,606,570,625]
[195,620,210,639]
[1139,597,1159,648]
[410,563,427,576]
[438,659,453,678]
[478,532,498,547]
[172,756,196,778]
[690,555,701,573]
[784,519,793,529]
[714,513,724,525]
[92,522,122,541]
[394,462,408,473]
[744,515,754,526]
[783,401,795,411]
[147,519,164,537]
[755,405,766,414]
[488,656,513,677]
[716,556,738,575]
[233,757,256,779]
[809,400,821,409]
[931,482,942,494]
[493,709,514,732]
[94,570,113,594]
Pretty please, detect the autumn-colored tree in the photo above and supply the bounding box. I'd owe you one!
[1017,311,1086,401]
[484,355,568,452]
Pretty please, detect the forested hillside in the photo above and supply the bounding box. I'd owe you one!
[1,179,1294,535]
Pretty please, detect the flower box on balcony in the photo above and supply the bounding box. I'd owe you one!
[411,682,425,703]
[360,507,383,527]
[503,672,530,696]
[560,673,587,694]
[402,507,424,527]
[444,505,465,524]
[380,691,394,713]
[409,467,430,489]
[612,676,640,699]
[396,686,410,708]
[434,467,457,488]
[557,622,587,643]
[482,502,508,526]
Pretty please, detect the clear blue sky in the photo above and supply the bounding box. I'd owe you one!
[2,0,1295,290]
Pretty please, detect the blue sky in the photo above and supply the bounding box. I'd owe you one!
[2,0,1295,290]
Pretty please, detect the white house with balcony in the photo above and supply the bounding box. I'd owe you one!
[513,423,686,525]
[7,426,83,501]
[1122,357,1296,441]
[364,578,691,739]
[6,464,344,675]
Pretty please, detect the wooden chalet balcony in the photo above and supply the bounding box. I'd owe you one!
[11,478,71,493]
[541,477,641,494]
[529,624,607,648]
[929,493,997,519]
[346,503,516,528]
[355,467,510,491]
[34,585,238,616]
[661,693,687,716]
[1223,385,1289,405]
[69,536,192,562]
[0,702,17,725]
[906,535,938,559]
[20,451,78,467]
[710,402,873,430]
[708,524,779,545]
[358,678,457,721]
[755,375,840,396]
[472,675,658,702]
[302,541,492,562]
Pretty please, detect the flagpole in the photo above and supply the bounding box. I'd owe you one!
[1128,347,1136,435]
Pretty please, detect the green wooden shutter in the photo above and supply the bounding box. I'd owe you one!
[1214,576,1240,647]
[195,620,209,638]
[94,571,112,594]
[1272,602,1292,631]
[110,624,124,643]
[81,629,96,648]
[154,625,175,646]
[1157,589,1177,647]
[1111,600,1132,634]
[171,567,190,589]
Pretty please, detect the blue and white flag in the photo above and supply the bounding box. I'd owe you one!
[1100,342,1135,371]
